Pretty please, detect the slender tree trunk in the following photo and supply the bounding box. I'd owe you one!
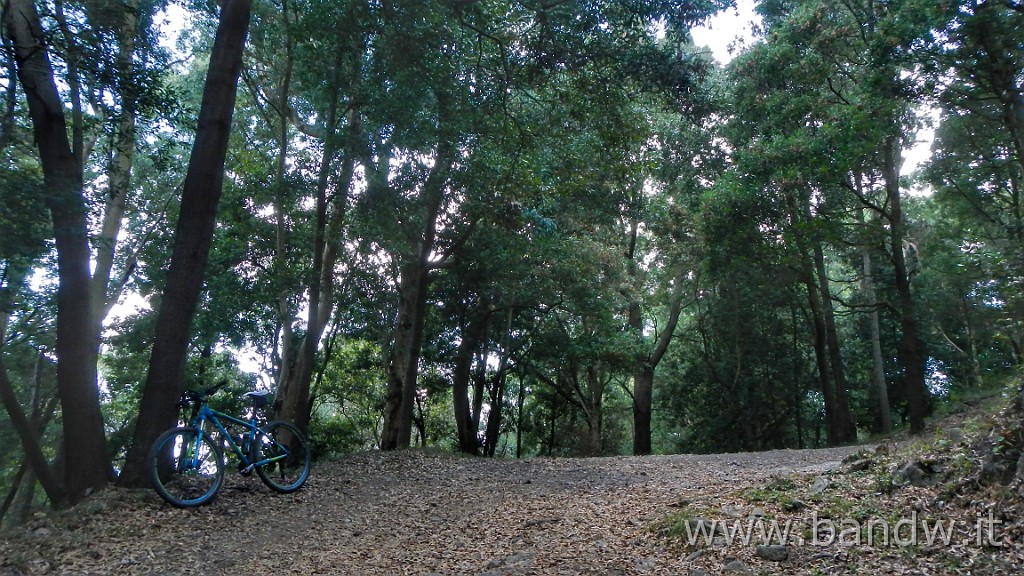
[515,370,525,459]
[271,3,297,400]
[90,0,140,327]
[813,243,857,442]
[453,305,488,454]
[4,0,111,502]
[791,307,805,448]
[862,242,892,433]
[483,375,505,457]
[0,358,64,507]
[882,136,929,433]
[380,134,453,450]
[0,463,28,525]
[275,52,355,433]
[630,262,686,456]
[805,273,841,445]
[578,367,606,456]
[118,0,252,487]
[961,298,983,388]
[482,308,515,456]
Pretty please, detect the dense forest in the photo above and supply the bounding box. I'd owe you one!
[0,0,1021,520]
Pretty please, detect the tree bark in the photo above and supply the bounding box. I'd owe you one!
[4,0,112,502]
[813,242,857,442]
[0,357,65,508]
[90,0,140,326]
[381,259,434,449]
[882,135,929,433]
[380,130,454,450]
[452,305,488,454]
[275,54,361,433]
[804,270,841,445]
[482,307,515,456]
[862,240,892,433]
[118,0,252,487]
[630,262,686,456]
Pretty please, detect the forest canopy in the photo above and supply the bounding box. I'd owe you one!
[1,0,1022,518]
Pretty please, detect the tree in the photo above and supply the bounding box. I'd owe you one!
[119,0,252,488]
[3,0,112,503]
[921,0,1024,369]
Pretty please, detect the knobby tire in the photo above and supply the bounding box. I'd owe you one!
[147,426,224,507]
[253,421,311,493]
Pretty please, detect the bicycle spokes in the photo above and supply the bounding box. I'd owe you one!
[148,427,224,507]
[254,421,311,493]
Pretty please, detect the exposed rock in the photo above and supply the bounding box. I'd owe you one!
[810,476,830,494]
[755,544,789,562]
[723,559,752,573]
[979,454,1011,486]
[894,461,937,488]
[633,557,656,572]
[720,504,742,517]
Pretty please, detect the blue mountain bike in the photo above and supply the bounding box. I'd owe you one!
[147,381,311,507]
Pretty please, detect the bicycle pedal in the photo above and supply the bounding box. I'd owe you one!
[239,464,255,476]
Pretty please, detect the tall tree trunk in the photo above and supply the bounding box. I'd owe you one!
[380,132,453,450]
[276,50,363,431]
[90,0,140,326]
[482,307,515,456]
[790,307,805,448]
[578,367,606,456]
[630,260,686,456]
[784,189,851,446]
[271,2,297,401]
[118,0,252,487]
[4,0,111,502]
[862,241,892,433]
[804,272,841,445]
[452,305,488,455]
[381,260,433,450]
[813,242,857,442]
[515,369,526,459]
[482,375,505,457]
[882,136,929,433]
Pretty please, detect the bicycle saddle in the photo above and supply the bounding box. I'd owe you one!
[243,390,273,408]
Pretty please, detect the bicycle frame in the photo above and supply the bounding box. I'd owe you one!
[189,403,289,474]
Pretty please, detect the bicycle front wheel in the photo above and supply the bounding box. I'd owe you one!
[147,426,224,507]
[252,421,311,493]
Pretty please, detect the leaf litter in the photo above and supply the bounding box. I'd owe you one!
[0,433,1020,575]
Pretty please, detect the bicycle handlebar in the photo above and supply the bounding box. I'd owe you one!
[176,380,229,408]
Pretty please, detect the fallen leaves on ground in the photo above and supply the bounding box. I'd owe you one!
[1,431,1020,575]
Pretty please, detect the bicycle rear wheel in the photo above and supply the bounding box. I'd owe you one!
[252,421,311,493]
[147,426,224,507]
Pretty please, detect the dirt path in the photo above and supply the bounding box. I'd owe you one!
[1,446,868,575]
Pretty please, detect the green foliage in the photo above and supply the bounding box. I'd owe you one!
[4,0,1024,512]
[309,339,387,456]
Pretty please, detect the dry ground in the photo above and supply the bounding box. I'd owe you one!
[1,442,1021,575]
